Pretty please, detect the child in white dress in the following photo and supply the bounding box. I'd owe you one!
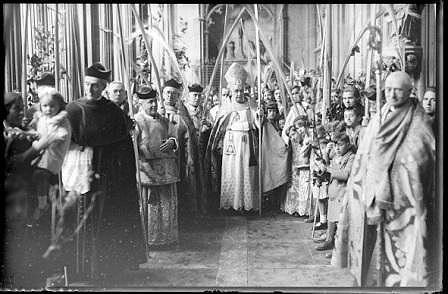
[31,87,71,218]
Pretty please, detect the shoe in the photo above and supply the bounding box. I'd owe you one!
[313,233,327,243]
[316,222,337,251]
[304,217,315,223]
[316,240,334,251]
[314,222,328,230]
[129,263,140,271]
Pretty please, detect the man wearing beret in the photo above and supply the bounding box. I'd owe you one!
[183,83,212,215]
[134,86,180,252]
[62,63,146,284]
[160,79,205,216]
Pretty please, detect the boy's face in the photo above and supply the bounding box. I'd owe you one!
[331,91,341,104]
[279,119,285,129]
[263,91,273,101]
[319,141,328,152]
[291,87,302,103]
[267,108,278,120]
[344,109,360,127]
[274,90,281,103]
[335,140,350,156]
[342,91,356,108]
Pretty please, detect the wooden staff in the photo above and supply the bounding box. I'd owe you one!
[53,3,61,246]
[364,6,375,121]
[311,182,320,239]
[254,4,263,216]
[218,4,228,98]
[321,5,331,125]
[243,6,306,117]
[130,4,163,106]
[22,4,29,109]
[372,4,384,285]
[117,4,149,261]
[147,4,163,114]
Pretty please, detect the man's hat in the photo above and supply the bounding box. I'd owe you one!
[188,83,203,93]
[164,79,182,89]
[4,92,22,106]
[86,62,111,82]
[35,72,55,87]
[136,86,157,99]
[225,63,248,88]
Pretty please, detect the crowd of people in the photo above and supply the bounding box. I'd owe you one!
[2,60,437,288]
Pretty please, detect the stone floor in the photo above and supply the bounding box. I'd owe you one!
[69,213,355,290]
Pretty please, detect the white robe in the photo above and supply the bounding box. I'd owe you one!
[220,106,259,211]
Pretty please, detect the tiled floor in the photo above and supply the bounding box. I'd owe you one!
[69,213,355,290]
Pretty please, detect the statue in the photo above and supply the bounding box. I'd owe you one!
[398,4,424,45]
[225,41,236,60]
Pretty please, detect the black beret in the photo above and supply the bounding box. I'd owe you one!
[85,62,111,82]
[188,83,203,93]
[164,79,182,89]
[35,72,55,87]
[136,86,157,99]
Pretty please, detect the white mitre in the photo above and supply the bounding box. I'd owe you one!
[225,63,248,89]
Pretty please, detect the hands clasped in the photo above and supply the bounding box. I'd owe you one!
[159,138,176,153]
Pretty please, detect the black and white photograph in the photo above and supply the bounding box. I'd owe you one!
[1,3,443,291]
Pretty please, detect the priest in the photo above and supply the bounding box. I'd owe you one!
[332,71,436,287]
[161,79,204,216]
[204,63,288,214]
[62,63,146,283]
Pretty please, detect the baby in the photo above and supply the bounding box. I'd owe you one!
[31,87,72,219]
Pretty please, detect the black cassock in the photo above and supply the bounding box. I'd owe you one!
[66,97,146,280]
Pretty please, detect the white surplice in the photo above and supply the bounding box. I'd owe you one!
[220,104,259,211]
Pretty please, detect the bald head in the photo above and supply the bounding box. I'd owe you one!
[384,71,413,107]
